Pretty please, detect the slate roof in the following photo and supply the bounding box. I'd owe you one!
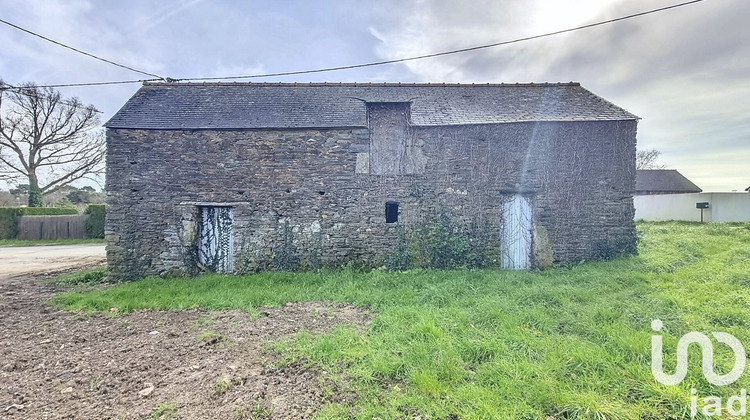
[635,170,703,195]
[106,82,638,130]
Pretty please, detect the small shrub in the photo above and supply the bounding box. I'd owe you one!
[84,204,105,238]
[414,219,473,269]
[214,376,230,395]
[16,207,80,215]
[198,331,226,345]
[385,247,413,271]
[250,402,271,419]
[54,196,76,209]
[0,209,17,239]
[385,218,496,270]
[151,402,177,419]
[0,207,80,239]
[55,267,108,287]
[429,232,468,269]
[385,227,413,271]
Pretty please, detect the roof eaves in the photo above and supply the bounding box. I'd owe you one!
[141,81,584,88]
[578,86,640,120]
[105,123,369,131]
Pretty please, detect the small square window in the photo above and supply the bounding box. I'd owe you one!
[385,201,399,223]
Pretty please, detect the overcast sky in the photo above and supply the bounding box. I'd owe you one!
[1,0,747,191]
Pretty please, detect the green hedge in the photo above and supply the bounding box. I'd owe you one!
[84,204,105,239]
[0,207,80,239]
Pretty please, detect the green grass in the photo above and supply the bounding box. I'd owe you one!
[54,266,107,287]
[151,402,178,419]
[53,222,750,419]
[197,330,226,343]
[0,238,105,247]
[214,376,230,395]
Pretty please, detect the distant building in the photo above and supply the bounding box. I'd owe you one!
[105,82,639,280]
[634,171,750,222]
[635,169,702,195]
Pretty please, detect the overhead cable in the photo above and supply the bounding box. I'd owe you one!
[0,82,103,113]
[175,0,705,82]
[9,0,704,89]
[0,17,168,80]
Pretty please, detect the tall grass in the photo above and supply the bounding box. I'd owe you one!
[54,222,750,419]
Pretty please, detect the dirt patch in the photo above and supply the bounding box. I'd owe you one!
[0,269,371,419]
[0,244,106,278]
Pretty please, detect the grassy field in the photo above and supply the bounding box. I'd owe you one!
[54,222,750,419]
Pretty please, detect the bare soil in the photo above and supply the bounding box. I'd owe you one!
[0,267,370,419]
[0,244,106,277]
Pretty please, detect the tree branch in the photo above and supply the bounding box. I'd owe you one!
[0,83,103,204]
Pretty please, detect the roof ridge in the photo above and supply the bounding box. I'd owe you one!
[142,81,582,88]
[108,81,639,129]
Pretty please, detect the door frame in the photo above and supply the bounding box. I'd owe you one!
[197,205,235,273]
[500,193,533,270]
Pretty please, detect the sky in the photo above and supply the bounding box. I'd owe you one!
[0,0,748,191]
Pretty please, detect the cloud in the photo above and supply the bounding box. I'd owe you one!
[127,0,207,35]
[366,0,750,190]
[0,0,747,190]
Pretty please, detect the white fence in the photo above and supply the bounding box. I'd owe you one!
[634,192,750,222]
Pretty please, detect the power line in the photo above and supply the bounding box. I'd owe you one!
[16,0,704,89]
[0,82,103,113]
[0,17,167,80]
[27,79,158,89]
[176,0,705,82]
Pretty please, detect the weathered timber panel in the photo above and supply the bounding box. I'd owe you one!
[368,103,408,175]
[500,194,533,270]
[198,206,234,273]
[16,215,88,240]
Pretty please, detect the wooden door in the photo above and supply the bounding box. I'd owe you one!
[198,206,234,273]
[500,194,532,269]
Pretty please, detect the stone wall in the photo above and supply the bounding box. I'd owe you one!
[105,119,637,280]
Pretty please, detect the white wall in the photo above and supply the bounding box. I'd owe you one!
[634,192,750,222]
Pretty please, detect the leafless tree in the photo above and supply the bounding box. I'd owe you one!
[0,190,22,206]
[636,148,666,170]
[0,82,104,206]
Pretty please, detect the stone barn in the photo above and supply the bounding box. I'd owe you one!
[105,82,638,280]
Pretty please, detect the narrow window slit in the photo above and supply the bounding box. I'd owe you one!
[385,201,399,223]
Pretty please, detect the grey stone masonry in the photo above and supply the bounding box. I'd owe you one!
[106,115,637,280]
[106,82,638,280]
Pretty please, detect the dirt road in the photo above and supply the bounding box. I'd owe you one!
[0,244,106,279]
[0,246,369,419]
